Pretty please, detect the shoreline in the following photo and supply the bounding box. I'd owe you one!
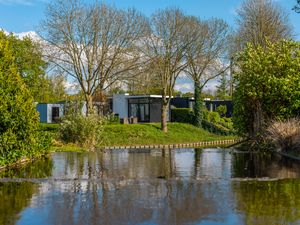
[101,139,240,150]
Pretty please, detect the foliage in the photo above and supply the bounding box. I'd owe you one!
[0,31,47,101]
[215,72,230,100]
[202,109,234,134]
[193,81,203,127]
[0,36,50,166]
[216,105,227,117]
[100,123,236,147]
[36,75,67,103]
[233,40,300,137]
[39,123,60,133]
[0,182,37,225]
[106,114,120,124]
[171,108,193,124]
[171,107,234,135]
[265,118,300,152]
[203,110,220,123]
[201,120,233,135]
[234,180,300,224]
[59,114,105,149]
[293,0,300,13]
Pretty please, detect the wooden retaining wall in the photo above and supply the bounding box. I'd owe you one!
[103,139,240,150]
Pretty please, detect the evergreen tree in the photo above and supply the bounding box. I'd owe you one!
[0,31,50,166]
[215,72,229,100]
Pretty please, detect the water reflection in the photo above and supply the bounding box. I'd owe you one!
[232,152,300,178]
[233,180,300,225]
[0,182,37,225]
[0,156,53,178]
[14,180,236,225]
[0,149,300,224]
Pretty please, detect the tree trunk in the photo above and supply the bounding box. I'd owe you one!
[161,94,168,133]
[85,94,94,116]
[250,102,264,138]
[193,80,203,127]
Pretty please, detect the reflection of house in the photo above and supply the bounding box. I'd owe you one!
[36,103,64,123]
[110,94,170,123]
[170,97,233,117]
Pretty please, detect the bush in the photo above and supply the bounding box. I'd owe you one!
[59,114,105,149]
[202,120,233,136]
[171,108,193,124]
[233,41,300,137]
[216,105,227,117]
[207,111,220,123]
[265,118,300,152]
[106,113,120,124]
[0,37,50,166]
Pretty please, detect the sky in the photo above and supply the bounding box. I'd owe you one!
[0,0,299,93]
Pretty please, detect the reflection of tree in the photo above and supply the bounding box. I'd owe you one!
[0,157,52,225]
[193,148,202,178]
[0,182,37,225]
[43,179,221,225]
[0,156,53,178]
[232,153,300,178]
[233,180,300,225]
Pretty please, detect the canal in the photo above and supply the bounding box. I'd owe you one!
[1,148,300,225]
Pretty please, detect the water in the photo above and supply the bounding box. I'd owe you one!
[1,148,300,225]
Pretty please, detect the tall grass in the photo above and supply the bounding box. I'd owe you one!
[266,118,300,152]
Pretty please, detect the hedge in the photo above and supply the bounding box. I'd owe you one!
[171,108,194,124]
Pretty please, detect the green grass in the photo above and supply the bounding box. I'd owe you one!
[39,123,60,132]
[99,122,237,147]
[41,122,237,151]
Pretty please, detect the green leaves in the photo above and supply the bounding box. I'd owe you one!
[0,32,50,166]
[233,40,300,137]
[0,31,47,102]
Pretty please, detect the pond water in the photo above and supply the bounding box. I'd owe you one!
[1,148,300,225]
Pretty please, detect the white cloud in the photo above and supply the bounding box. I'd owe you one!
[174,83,194,93]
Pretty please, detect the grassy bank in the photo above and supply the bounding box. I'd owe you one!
[41,122,237,151]
[99,123,236,147]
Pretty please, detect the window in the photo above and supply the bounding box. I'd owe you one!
[128,98,150,122]
[52,107,60,123]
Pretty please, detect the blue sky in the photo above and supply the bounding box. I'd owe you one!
[0,0,299,93]
[0,0,299,38]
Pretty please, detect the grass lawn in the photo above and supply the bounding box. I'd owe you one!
[99,122,237,147]
[40,122,237,151]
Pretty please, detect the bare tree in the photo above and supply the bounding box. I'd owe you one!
[40,0,148,114]
[126,64,162,95]
[185,17,230,127]
[235,0,293,49]
[293,0,300,13]
[142,9,193,132]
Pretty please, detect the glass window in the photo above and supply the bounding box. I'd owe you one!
[128,102,150,122]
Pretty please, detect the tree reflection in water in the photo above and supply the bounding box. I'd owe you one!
[233,180,300,225]
[0,182,37,225]
[1,149,300,224]
[0,156,53,225]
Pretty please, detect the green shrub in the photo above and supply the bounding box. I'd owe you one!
[207,111,220,123]
[39,123,60,132]
[0,37,50,166]
[59,114,105,148]
[202,120,233,135]
[106,113,120,124]
[233,41,300,137]
[216,105,227,117]
[171,108,193,124]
